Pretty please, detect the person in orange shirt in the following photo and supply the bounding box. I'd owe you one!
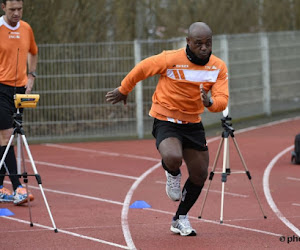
[0,0,37,205]
[106,22,229,236]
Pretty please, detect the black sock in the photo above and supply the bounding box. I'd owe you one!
[162,160,180,176]
[174,178,203,220]
[0,146,21,191]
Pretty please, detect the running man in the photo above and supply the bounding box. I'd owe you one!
[106,22,228,236]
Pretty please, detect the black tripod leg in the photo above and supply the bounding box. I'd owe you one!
[199,137,224,219]
[231,137,267,219]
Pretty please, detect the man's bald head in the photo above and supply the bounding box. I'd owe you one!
[187,22,212,39]
[186,22,213,65]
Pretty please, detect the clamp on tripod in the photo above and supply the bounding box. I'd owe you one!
[0,94,58,232]
[198,113,267,223]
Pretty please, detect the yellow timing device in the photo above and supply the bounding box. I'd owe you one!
[14,94,40,108]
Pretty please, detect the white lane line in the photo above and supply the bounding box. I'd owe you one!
[1,216,129,249]
[205,117,300,143]
[195,188,248,198]
[121,162,162,250]
[286,177,300,182]
[292,203,300,207]
[43,117,300,161]
[26,159,139,180]
[43,137,226,162]
[235,116,300,135]
[20,183,123,205]
[155,181,248,198]
[44,143,159,162]
[263,145,300,237]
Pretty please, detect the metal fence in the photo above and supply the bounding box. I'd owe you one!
[23,31,300,142]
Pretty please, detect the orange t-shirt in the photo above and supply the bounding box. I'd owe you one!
[0,16,38,87]
[119,48,229,123]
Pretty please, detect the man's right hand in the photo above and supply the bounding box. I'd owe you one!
[105,87,128,105]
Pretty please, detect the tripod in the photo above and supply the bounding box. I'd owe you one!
[0,109,58,232]
[198,115,267,223]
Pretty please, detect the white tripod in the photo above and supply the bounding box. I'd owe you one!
[0,108,58,232]
[198,114,267,223]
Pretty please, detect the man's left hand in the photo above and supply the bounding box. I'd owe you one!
[25,76,35,94]
[200,84,210,107]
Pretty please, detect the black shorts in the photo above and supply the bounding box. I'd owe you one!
[152,118,208,151]
[0,84,25,130]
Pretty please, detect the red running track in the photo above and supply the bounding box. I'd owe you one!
[0,117,300,249]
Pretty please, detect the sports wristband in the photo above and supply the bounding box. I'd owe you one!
[28,72,37,78]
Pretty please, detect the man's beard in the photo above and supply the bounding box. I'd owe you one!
[186,45,212,66]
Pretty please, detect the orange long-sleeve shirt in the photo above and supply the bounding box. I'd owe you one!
[119,48,229,123]
[0,16,38,87]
